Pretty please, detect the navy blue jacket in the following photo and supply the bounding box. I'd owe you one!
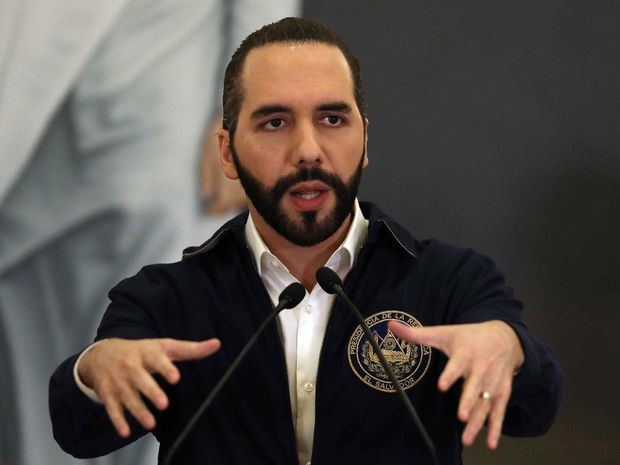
[49,202,563,464]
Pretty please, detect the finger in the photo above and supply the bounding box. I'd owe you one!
[458,373,484,422]
[487,381,511,449]
[387,321,450,353]
[130,367,169,411]
[100,388,130,437]
[462,396,492,447]
[461,359,507,421]
[144,351,181,385]
[486,401,506,450]
[437,354,467,392]
[118,383,156,431]
[162,338,221,361]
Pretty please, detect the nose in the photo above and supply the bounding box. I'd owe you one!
[291,121,323,167]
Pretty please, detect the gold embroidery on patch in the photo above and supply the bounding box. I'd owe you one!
[347,310,432,393]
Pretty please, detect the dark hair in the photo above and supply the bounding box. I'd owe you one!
[222,17,367,135]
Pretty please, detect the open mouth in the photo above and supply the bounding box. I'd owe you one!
[288,182,330,210]
[292,190,324,200]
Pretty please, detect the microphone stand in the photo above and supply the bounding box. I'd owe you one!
[162,282,305,465]
[317,267,440,465]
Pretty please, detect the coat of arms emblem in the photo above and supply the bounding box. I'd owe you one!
[347,310,432,393]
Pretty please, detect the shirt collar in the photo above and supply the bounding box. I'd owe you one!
[244,198,369,277]
[182,200,420,261]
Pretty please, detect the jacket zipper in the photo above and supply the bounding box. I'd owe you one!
[245,245,298,464]
[311,244,369,463]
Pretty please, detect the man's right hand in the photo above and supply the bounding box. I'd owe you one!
[78,337,221,437]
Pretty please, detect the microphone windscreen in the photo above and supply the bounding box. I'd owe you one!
[279,282,306,309]
[315,267,342,294]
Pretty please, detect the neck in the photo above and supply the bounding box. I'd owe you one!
[250,208,352,291]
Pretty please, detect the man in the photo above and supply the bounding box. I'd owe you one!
[49,18,563,465]
[0,1,299,464]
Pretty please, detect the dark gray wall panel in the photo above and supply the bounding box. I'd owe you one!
[304,2,620,464]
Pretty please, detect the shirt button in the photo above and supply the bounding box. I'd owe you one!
[303,382,314,392]
[304,304,312,313]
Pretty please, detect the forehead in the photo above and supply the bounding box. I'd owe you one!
[239,42,356,112]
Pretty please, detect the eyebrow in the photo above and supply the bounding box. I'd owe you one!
[317,101,352,113]
[250,104,292,119]
[250,101,353,119]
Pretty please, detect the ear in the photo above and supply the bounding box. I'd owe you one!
[218,129,239,180]
[362,118,369,168]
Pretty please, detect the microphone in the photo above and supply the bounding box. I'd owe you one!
[163,281,306,465]
[316,267,440,465]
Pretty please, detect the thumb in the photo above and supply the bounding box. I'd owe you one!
[388,321,450,353]
[162,338,221,361]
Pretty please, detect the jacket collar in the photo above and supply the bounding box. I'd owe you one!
[182,201,419,260]
[359,201,419,258]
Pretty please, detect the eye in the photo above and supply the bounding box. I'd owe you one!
[262,118,286,130]
[321,115,344,127]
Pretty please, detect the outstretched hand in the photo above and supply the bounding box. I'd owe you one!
[78,337,221,437]
[388,320,524,449]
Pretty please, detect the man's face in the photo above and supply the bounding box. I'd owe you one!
[220,43,368,246]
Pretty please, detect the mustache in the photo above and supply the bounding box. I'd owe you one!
[271,167,346,201]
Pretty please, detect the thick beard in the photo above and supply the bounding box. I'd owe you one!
[231,142,364,247]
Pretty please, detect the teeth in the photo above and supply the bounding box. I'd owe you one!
[294,191,321,200]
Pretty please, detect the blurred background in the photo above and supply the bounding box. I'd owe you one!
[305,1,619,464]
[1,0,617,464]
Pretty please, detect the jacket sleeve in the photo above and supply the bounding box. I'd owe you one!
[48,266,166,458]
[451,252,564,436]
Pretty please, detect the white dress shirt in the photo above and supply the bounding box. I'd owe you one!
[244,199,368,465]
[75,199,369,465]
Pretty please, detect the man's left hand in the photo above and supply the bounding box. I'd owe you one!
[388,320,524,450]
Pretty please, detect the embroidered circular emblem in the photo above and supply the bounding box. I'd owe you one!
[348,310,432,393]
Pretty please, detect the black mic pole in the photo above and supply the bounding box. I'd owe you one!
[316,267,440,465]
[162,282,306,465]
